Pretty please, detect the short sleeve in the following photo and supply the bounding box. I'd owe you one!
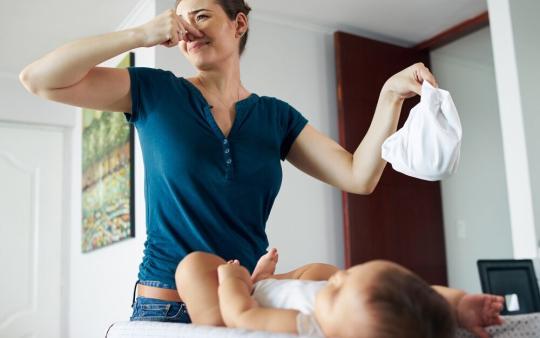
[280,102,309,161]
[124,66,169,124]
[124,66,142,123]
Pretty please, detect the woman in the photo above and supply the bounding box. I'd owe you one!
[19,0,439,324]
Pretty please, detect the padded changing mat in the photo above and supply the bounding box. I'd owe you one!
[106,321,313,337]
[108,313,540,338]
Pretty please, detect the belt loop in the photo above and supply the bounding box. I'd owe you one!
[131,280,140,308]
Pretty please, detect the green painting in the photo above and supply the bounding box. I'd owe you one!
[81,52,135,252]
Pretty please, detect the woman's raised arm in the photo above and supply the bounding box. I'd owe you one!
[18,9,201,113]
[286,63,438,194]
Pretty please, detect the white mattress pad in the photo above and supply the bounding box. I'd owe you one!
[107,313,540,338]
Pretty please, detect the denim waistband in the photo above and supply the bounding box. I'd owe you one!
[131,280,177,307]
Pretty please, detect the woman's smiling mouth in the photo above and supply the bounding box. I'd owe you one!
[189,41,210,52]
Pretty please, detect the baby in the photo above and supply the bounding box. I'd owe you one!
[176,249,504,338]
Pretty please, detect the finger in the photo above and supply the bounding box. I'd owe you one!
[178,15,203,38]
[417,65,438,88]
[169,28,179,47]
[493,315,503,325]
[174,15,188,43]
[491,301,503,314]
[411,76,422,96]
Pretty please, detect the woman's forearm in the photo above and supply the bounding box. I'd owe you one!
[19,28,144,92]
[352,86,404,192]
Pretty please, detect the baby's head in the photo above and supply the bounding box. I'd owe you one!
[314,260,456,338]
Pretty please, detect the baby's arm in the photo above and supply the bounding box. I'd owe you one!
[432,285,504,338]
[217,264,299,334]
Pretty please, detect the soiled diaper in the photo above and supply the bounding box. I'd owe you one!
[381,81,462,181]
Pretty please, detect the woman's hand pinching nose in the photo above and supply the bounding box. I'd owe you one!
[177,14,204,42]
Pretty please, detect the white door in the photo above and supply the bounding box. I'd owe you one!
[0,121,65,337]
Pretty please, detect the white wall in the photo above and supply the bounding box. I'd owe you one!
[487,0,540,257]
[511,2,540,245]
[0,73,76,128]
[430,27,513,293]
[432,0,540,291]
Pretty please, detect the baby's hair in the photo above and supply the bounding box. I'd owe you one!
[366,267,457,338]
[174,0,251,55]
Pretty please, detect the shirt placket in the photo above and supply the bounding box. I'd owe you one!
[222,138,233,180]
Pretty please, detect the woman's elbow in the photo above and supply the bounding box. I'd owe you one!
[353,185,374,195]
[19,71,37,94]
[344,180,375,195]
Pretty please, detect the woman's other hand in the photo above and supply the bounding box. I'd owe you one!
[382,62,439,100]
[136,9,203,48]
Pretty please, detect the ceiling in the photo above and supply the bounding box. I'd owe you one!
[0,0,487,77]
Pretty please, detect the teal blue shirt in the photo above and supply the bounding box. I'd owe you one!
[126,67,308,287]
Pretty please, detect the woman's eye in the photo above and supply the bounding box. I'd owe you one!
[196,15,208,21]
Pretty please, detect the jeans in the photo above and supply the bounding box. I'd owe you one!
[130,280,192,323]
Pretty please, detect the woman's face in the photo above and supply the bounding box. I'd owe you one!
[176,0,246,70]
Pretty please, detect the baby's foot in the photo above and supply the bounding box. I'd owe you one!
[251,248,279,283]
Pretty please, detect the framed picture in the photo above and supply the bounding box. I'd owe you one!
[81,52,135,252]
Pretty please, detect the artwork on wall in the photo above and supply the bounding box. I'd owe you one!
[81,52,135,252]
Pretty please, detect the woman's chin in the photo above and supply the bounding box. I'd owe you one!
[192,57,216,71]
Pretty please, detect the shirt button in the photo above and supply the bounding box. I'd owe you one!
[224,148,230,154]
[223,139,228,145]
[226,159,232,164]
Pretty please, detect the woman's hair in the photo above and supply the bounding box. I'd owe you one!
[174,0,251,55]
[365,267,457,338]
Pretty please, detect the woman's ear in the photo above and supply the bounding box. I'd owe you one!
[235,12,248,37]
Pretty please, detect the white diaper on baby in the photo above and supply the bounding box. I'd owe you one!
[381,81,462,181]
[252,279,326,337]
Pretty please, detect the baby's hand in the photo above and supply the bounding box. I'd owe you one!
[457,294,504,338]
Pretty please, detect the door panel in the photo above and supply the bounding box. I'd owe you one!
[335,31,447,285]
[0,122,64,337]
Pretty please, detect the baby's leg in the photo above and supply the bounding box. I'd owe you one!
[175,251,226,326]
[272,263,339,281]
[252,248,339,282]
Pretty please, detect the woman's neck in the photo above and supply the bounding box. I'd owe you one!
[196,56,248,100]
